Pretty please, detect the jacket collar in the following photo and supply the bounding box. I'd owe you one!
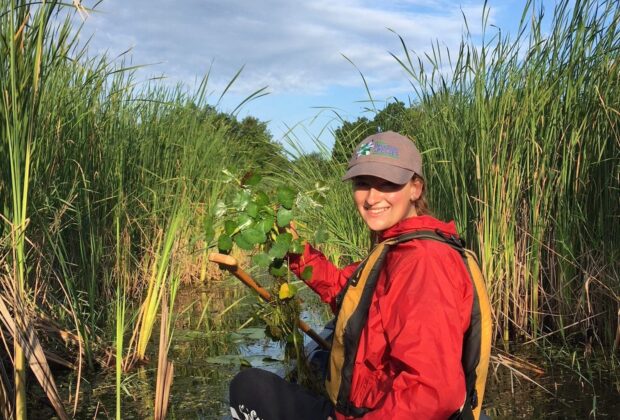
[379,215,458,241]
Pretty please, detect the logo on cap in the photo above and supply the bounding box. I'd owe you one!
[356,140,399,159]
[357,141,374,157]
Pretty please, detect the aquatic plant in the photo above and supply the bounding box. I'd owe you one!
[211,172,327,352]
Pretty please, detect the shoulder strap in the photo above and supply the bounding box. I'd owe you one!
[390,229,491,420]
[393,229,466,254]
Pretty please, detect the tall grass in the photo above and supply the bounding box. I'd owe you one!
[0,0,275,416]
[280,135,371,265]
[290,0,619,349]
[0,1,76,417]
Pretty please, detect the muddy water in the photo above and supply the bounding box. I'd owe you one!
[33,282,620,419]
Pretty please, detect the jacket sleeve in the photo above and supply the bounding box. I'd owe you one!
[288,242,359,312]
[362,250,473,420]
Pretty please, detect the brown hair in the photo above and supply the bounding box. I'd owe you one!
[412,175,431,216]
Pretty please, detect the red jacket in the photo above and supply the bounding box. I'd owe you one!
[289,215,473,419]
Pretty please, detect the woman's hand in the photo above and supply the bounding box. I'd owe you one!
[279,220,300,240]
[288,221,299,240]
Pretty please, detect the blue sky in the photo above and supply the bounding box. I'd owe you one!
[74,0,545,152]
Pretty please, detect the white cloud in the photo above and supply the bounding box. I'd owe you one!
[76,0,491,95]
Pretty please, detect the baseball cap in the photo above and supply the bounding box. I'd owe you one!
[342,131,423,185]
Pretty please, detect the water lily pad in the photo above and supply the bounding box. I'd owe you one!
[232,189,252,211]
[205,355,246,365]
[256,216,275,234]
[241,228,266,245]
[289,238,304,254]
[236,213,253,231]
[217,235,233,252]
[236,327,267,340]
[269,241,289,259]
[277,186,296,210]
[246,202,259,218]
[234,233,254,250]
[276,207,293,227]
[269,263,288,277]
[252,252,273,268]
[254,190,270,207]
[224,219,237,235]
[214,200,227,217]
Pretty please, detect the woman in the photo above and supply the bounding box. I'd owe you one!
[230,131,474,420]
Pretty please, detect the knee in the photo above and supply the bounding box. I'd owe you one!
[229,368,264,400]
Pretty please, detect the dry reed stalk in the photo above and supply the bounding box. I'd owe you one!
[614,309,620,352]
[0,293,68,419]
[492,351,545,376]
[0,364,14,420]
[154,291,173,420]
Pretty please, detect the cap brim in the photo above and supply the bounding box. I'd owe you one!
[342,162,414,185]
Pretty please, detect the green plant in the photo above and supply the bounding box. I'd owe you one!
[212,171,326,348]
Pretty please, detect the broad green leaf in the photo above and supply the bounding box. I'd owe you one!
[242,172,262,186]
[214,200,227,217]
[269,263,288,277]
[276,186,296,210]
[256,215,275,234]
[301,266,313,281]
[252,253,273,268]
[232,189,252,211]
[217,235,233,252]
[236,213,253,230]
[234,233,254,250]
[254,190,270,207]
[278,282,297,300]
[275,232,293,246]
[289,238,304,254]
[314,227,329,244]
[276,207,293,227]
[241,228,266,245]
[224,219,237,235]
[246,202,259,218]
[268,242,289,259]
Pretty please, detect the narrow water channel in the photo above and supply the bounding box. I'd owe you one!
[31,282,620,418]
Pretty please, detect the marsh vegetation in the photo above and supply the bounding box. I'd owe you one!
[1,0,618,418]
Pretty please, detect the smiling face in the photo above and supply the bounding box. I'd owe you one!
[352,175,423,232]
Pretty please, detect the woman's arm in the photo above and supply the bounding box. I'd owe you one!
[288,242,359,312]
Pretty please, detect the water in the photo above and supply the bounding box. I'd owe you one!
[31,282,619,419]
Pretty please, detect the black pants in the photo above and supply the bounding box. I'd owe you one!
[229,368,334,420]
